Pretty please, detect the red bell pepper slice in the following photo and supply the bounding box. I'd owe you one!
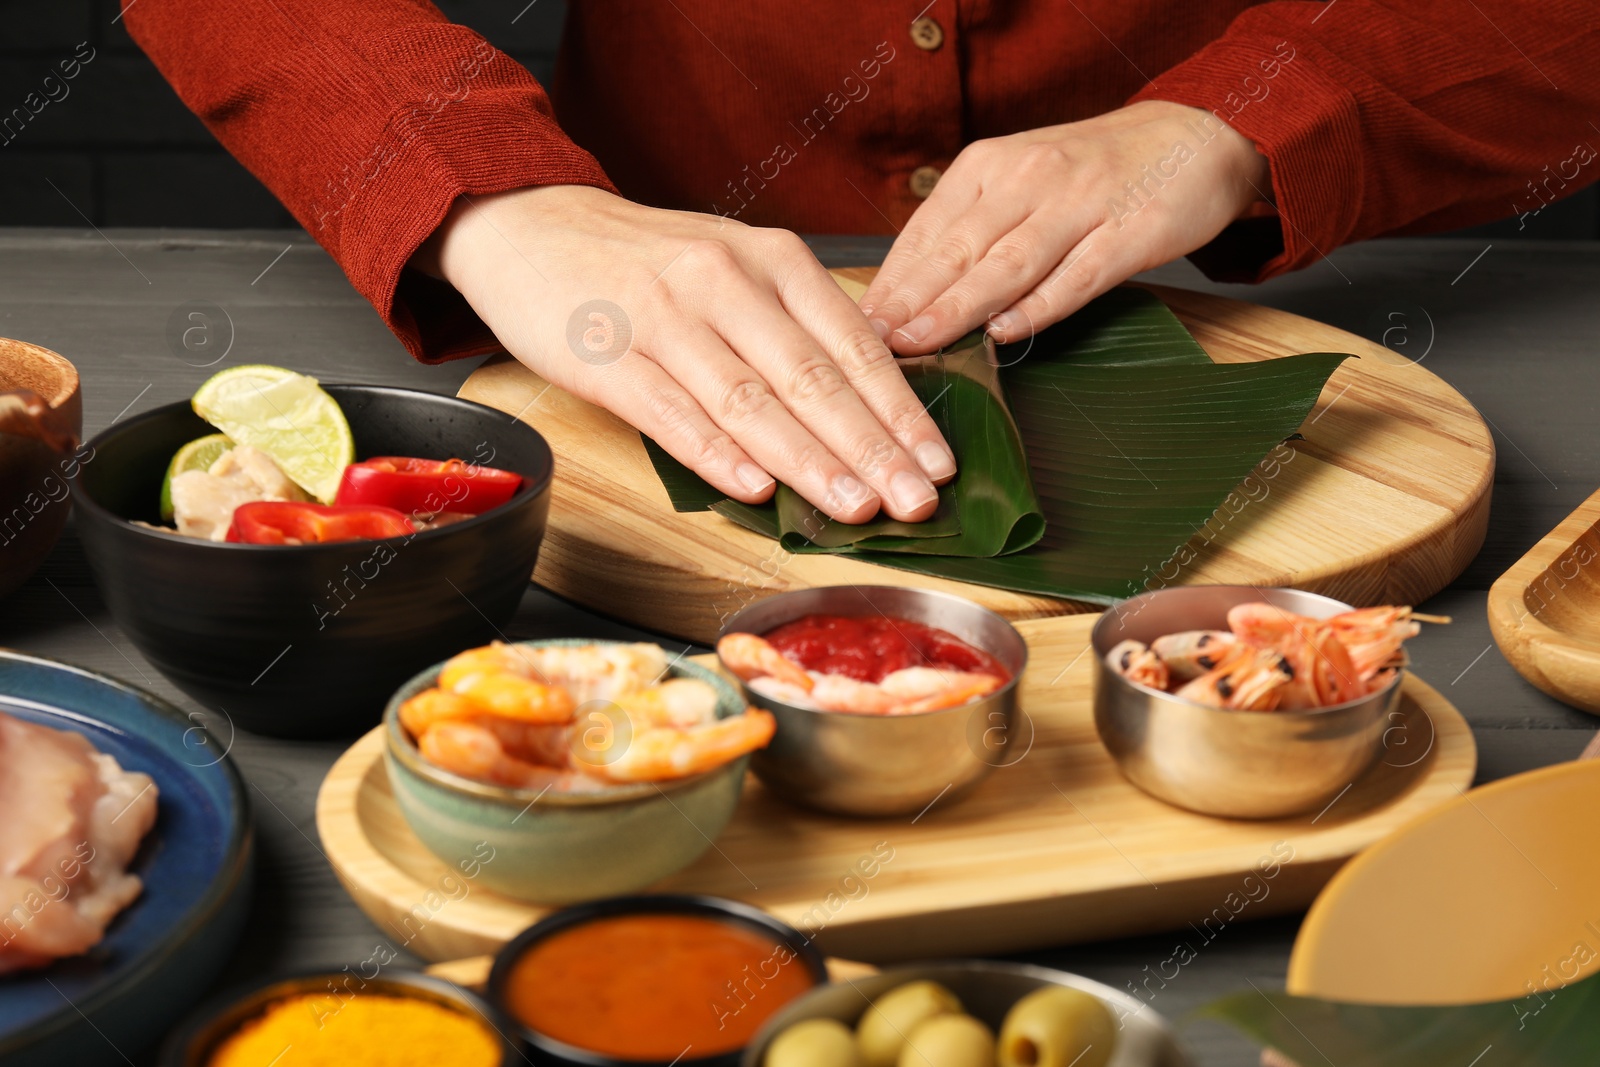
[334,456,522,516]
[226,501,415,545]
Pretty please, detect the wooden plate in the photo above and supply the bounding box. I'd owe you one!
[457,272,1495,645]
[317,615,1477,964]
[1487,486,1600,715]
[1288,754,1600,1005]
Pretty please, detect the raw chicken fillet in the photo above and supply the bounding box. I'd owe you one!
[0,712,159,975]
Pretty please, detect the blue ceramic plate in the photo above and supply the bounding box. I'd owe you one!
[0,650,252,1067]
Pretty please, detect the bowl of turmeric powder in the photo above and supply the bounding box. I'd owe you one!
[159,970,521,1067]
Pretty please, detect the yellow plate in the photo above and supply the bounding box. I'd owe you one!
[1288,757,1600,1004]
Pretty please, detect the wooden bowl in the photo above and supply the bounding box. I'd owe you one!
[1287,750,1600,1004]
[0,338,82,599]
[1487,487,1600,714]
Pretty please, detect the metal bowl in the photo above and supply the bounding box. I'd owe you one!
[719,586,1027,818]
[740,960,1192,1067]
[1092,586,1402,820]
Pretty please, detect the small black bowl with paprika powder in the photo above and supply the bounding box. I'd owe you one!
[488,894,827,1066]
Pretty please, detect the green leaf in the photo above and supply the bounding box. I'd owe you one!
[642,287,1349,602]
[1198,972,1600,1066]
[858,353,1348,603]
[651,331,1045,558]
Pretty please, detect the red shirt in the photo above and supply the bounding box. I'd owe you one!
[124,0,1600,363]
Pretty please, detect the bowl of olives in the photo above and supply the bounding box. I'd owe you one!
[742,961,1191,1067]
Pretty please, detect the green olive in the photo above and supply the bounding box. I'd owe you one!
[898,1013,996,1067]
[997,987,1115,1067]
[857,981,964,1067]
[766,1018,864,1067]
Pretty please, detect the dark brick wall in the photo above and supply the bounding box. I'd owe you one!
[0,0,1595,236]
[0,0,566,227]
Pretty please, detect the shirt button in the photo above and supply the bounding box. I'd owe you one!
[910,16,944,51]
[909,165,942,199]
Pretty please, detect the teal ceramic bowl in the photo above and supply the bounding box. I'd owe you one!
[383,641,752,904]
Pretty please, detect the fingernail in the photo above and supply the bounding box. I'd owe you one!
[869,317,890,341]
[736,463,774,495]
[895,315,934,345]
[988,311,1018,336]
[915,441,957,481]
[859,302,876,317]
[830,474,873,510]
[889,470,938,515]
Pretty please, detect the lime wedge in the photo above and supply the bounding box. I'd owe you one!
[159,433,234,520]
[191,365,354,503]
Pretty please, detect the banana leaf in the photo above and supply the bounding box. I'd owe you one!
[1199,972,1600,1066]
[709,331,1046,556]
[643,287,1349,603]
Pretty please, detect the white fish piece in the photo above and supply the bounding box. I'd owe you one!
[170,444,307,541]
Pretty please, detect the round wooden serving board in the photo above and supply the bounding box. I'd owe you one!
[458,271,1494,645]
[315,615,1477,965]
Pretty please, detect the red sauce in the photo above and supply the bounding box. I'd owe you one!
[502,913,815,1060]
[764,614,1010,683]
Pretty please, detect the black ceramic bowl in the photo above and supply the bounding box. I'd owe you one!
[158,969,522,1066]
[69,385,552,738]
[487,894,828,1067]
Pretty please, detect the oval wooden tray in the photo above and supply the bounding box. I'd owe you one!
[458,272,1494,645]
[316,615,1477,964]
[1487,486,1600,715]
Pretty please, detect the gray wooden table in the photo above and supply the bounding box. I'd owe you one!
[3,229,1596,1065]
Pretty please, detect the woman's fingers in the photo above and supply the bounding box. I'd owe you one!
[858,158,983,331]
[986,222,1139,344]
[592,355,777,505]
[700,267,941,522]
[643,321,891,523]
[868,203,1032,350]
[880,211,1095,356]
[770,246,957,484]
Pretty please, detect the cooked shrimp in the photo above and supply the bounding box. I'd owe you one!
[1226,602,1311,649]
[889,674,1004,715]
[444,672,576,724]
[1275,625,1363,708]
[1324,606,1439,679]
[1174,645,1293,711]
[438,643,539,690]
[515,643,669,703]
[878,667,1003,714]
[715,633,814,692]
[1227,602,1366,707]
[611,677,720,728]
[572,709,777,783]
[808,673,897,713]
[418,721,574,789]
[398,688,480,736]
[1150,630,1237,680]
[472,718,575,767]
[1106,640,1171,690]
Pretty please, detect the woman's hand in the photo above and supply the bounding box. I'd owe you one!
[860,101,1272,353]
[416,186,956,523]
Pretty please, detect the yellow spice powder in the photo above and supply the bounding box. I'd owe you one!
[207,992,500,1067]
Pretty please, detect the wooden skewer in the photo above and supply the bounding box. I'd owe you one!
[1411,612,1452,624]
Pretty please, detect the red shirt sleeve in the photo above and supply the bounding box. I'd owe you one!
[122,0,616,363]
[1131,0,1600,282]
